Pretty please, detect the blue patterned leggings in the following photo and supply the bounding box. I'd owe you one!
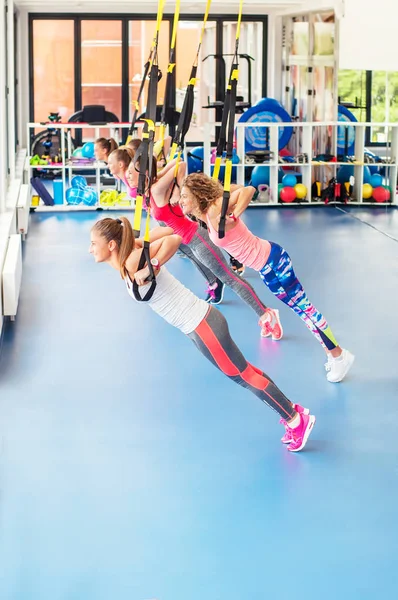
[259,243,338,351]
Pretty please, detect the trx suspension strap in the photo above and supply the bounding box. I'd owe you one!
[169,0,212,162]
[213,0,243,239]
[158,0,181,161]
[132,0,165,302]
[127,1,164,142]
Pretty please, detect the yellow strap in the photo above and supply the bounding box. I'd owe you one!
[168,142,178,163]
[189,77,197,86]
[133,194,144,233]
[173,151,182,178]
[212,156,222,180]
[167,63,176,73]
[231,68,239,81]
[142,118,155,133]
[236,0,243,41]
[223,160,232,192]
[144,207,151,243]
[170,0,180,50]
[199,0,212,45]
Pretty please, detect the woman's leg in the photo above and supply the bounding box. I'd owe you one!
[259,242,354,381]
[189,228,273,320]
[179,242,219,287]
[188,307,315,451]
[259,243,338,351]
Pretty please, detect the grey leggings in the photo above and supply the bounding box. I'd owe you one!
[189,307,296,420]
[181,226,268,318]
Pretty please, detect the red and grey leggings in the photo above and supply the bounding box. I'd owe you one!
[188,307,296,421]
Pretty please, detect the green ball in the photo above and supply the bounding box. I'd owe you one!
[278,183,284,199]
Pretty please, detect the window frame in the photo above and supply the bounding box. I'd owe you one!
[28,12,268,146]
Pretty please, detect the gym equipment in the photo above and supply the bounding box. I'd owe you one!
[337,164,371,184]
[30,177,54,206]
[71,175,88,189]
[282,173,297,187]
[280,187,296,203]
[294,183,307,199]
[82,142,95,159]
[372,186,390,203]
[237,98,293,153]
[362,183,373,199]
[337,105,357,157]
[370,173,383,188]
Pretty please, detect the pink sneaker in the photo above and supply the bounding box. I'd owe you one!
[287,413,316,452]
[280,404,310,444]
[259,308,283,340]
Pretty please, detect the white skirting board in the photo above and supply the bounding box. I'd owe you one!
[2,234,22,319]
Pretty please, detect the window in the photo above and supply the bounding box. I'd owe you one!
[176,20,217,142]
[81,19,122,130]
[338,69,367,122]
[338,69,398,144]
[32,20,74,122]
[128,20,170,122]
[369,71,398,143]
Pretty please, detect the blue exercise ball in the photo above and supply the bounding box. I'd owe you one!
[82,187,98,206]
[282,173,297,187]
[82,142,95,159]
[251,165,270,187]
[187,146,204,173]
[337,165,371,184]
[71,175,87,189]
[66,187,83,205]
[370,173,383,188]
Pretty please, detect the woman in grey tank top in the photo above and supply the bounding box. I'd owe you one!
[88,216,316,453]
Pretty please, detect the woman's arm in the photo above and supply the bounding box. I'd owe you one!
[133,234,182,285]
[152,161,187,206]
[156,157,178,179]
[228,185,256,218]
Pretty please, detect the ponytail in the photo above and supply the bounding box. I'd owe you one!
[95,137,119,157]
[91,217,135,278]
[108,147,135,169]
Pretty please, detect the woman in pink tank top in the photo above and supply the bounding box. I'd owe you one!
[107,145,281,339]
[180,173,354,386]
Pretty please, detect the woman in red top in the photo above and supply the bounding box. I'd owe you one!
[107,147,282,339]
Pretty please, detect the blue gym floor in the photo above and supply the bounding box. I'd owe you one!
[1,206,397,600]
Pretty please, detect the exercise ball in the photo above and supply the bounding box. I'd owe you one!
[362,183,373,199]
[72,147,84,158]
[372,186,390,203]
[370,173,383,188]
[280,187,296,203]
[82,142,95,159]
[251,165,270,187]
[282,173,297,187]
[187,146,204,173]
[71,175,87,189]
[294,183,307,199]
[337,165,371,184]
[82,187,98,206]
[66,187,83,205]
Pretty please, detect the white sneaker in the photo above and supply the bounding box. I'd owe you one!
[325,349,355,383]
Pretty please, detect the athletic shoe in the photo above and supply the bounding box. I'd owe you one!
[287,413,316,452]
[205,281,225,305]
[325,348,355,383]
[280,403,310,444]
[230,257,245,276]
[259,308,283,340]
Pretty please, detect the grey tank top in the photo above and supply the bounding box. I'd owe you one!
[125,267,208,335]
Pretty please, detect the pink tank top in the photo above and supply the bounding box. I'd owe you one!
[127,184,198,245]
[206,215,271,271]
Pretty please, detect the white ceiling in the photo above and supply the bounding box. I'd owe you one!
[15,0,304,15]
